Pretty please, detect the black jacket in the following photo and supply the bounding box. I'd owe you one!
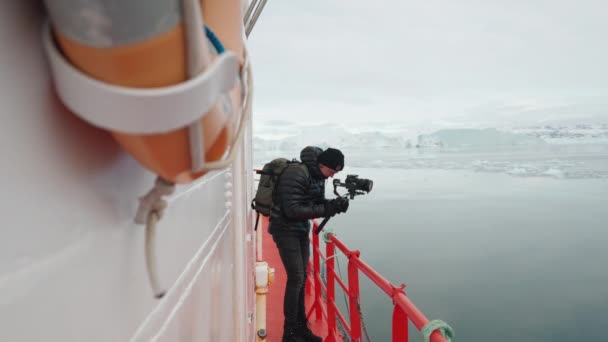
[269,146,328,235]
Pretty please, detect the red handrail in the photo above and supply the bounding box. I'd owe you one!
[308,221,449,342]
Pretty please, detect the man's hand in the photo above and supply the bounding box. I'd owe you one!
[334,196,349,214]
[324,200,338,217]
[324,197,349,217]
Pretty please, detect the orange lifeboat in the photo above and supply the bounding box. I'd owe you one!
[41,0,253,298]
[42,0,249,184]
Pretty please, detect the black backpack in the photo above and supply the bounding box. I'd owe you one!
[252,158,308,230]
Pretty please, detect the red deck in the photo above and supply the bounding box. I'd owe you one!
[260,216,332,341]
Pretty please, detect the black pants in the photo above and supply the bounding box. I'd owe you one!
[272,232,310,329]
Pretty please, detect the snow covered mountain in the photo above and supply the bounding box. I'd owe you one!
[252,122,413,151]
[253,121,608,179]
[253,121,608,151]
[416,128,545,148]
[513,124,608,144]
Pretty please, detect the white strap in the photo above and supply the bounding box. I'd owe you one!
[41,22,239,135]
[182,0,212,172]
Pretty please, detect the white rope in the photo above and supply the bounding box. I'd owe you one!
[145,212,165,298]
[135,177,176,225]
[133,177,175,298]
[139,166,232,298]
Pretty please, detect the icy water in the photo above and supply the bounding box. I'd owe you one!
[327,167,608,341]
[256,143,608,341]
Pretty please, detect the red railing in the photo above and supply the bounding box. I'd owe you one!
[307,221,449,342]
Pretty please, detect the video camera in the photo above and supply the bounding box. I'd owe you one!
[315,174,373,235]
[332,174,374,199]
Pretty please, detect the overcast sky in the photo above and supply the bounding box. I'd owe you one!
[247,0,608,127]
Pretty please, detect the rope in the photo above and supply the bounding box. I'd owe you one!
[357,299,373,342]
[334,251,351,314]
[135,177,176,225]
[317,230,349,341]
[136,177,176,298]
[322,229,334,243]
[421,320,454,342]
[145,211,165,299]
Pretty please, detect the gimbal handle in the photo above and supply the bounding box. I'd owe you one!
[314,216,331,235]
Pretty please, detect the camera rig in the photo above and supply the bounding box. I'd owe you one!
[332,174,374,199]
[314,174,373,235]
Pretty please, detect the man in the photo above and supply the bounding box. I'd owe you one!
[269,146,349,342]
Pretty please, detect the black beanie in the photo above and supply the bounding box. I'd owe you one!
[317,148,344,171]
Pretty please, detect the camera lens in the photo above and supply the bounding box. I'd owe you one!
[357,178,373,192]
[365,180,373,192]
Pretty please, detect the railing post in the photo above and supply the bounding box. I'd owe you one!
[348,251,362,342]
[326,237,337,342]
[392,304,409,342]
[311,222,323,321]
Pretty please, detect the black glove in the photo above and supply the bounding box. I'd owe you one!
[334,197,349,214]
[324,200,338,217]
[324,197,349,217]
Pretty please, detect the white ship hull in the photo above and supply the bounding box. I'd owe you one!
[0,1,256,341]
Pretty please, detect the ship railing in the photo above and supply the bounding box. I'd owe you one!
[307,220,449,342]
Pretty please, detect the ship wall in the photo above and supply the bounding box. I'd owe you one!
[0,1,255,341]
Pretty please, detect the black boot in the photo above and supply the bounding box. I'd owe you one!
[282,326,304,342]
[296,321,323,342]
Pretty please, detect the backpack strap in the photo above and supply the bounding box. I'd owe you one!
[251,198,260,231]
[253,211,260,231]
